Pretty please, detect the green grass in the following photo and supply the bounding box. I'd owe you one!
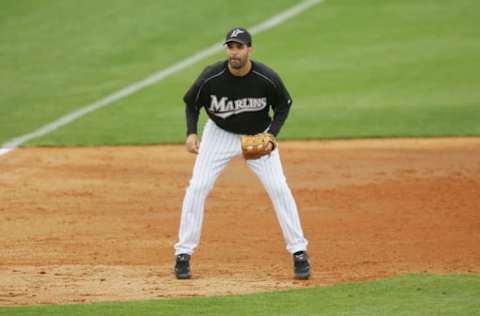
[280,0,480,140]
[0,0,298,145]
[1,0,479,146]
[1,274,479,315]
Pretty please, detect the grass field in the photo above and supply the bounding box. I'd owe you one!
[1,274,479,316]
[1,0,479,147]
[1,0,479,314]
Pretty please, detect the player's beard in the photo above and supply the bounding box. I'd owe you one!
[229,56,246,69]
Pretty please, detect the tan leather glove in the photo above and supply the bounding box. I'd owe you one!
[240,133,277,160]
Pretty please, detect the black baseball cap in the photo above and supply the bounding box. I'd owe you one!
[224,27,252,46]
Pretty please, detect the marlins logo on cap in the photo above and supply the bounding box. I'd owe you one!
[224,27,252,46]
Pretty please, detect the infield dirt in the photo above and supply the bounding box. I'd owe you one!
[1,138,479,305]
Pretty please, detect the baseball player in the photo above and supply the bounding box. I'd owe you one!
[174,27,310,280]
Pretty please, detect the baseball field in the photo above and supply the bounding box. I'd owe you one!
[1,0,479,315]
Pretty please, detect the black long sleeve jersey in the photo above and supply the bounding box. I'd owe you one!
[183,60,293,136]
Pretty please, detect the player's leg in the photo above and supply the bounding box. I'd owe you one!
[175,120,241,256]
[246,149,310,279]
[246,149,308,253]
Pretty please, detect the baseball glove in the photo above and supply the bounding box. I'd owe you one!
[241,133,277,160]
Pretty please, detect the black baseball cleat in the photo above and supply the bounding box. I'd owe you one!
[175,254,192,279]
[293,251,311,279]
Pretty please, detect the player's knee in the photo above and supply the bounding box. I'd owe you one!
[188,179,214,195]
[268,181,290,197]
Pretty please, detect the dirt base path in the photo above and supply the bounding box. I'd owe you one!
[1,138,479,306]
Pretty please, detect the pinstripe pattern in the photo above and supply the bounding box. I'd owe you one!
[247,150,308,254]
[175,120,307,255]
[175,120,241,255]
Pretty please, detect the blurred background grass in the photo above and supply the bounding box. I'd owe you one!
[1,0,479,146]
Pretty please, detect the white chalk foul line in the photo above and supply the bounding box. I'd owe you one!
[0,0,323,157]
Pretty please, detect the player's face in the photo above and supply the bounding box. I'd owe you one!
[225,42,252,69]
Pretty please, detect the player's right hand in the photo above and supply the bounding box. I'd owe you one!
[186,134,199,154]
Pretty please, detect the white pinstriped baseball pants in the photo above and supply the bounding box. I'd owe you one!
[175,119,308,255]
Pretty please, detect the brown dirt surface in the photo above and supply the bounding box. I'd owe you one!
[0,138,479,306]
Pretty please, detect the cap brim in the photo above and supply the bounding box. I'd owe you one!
[224,38,249,46]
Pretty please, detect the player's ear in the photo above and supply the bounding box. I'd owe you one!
[248,45,255,55]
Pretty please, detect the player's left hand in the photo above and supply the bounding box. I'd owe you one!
[241,133,277,160]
